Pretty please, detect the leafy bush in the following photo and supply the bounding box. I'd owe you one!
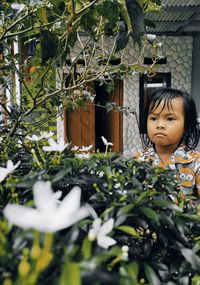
[0,2,200,285]
[0,135,200,285]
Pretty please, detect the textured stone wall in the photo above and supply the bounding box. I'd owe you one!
[58,36,193,151]
[122,36,193,153]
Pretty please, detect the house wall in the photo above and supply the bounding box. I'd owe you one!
[58,36,194,151]
[122,36,193,153]
[192,36,200,116]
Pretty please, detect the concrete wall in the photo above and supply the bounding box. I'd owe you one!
[192,36,200,116]
[122,36,193,153]
[60,35,195,151]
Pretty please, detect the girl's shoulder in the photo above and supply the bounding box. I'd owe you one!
[188,149,200,159]
[136,147,155,162]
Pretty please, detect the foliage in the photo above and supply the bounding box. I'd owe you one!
[1,1,200,285]
[0,137,200,285]
[0,0,163,137]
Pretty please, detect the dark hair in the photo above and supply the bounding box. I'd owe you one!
[142,87,200,150]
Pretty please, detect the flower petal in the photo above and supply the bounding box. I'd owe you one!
[3,204,42,230]
[48,138,58,147]
[0,168,9,182]
[56,186,81,218]
[6,160,14,169]
[53,191,62,201]
[54,187,90,230]
[79,145,93,152]
[97,235,116,249]
[11,3,25,11]
[40,131,54,139]
[101,136,107,145]
[53,206,89,231]
[92,218,102,230]
[33,181,57,213]
[3,183,90,233]
[26,134,42,141]
[7,160,21,172]
[99,218,114,235]
[42,138,68,152]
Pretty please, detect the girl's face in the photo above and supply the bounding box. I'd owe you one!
[147,97,185,152]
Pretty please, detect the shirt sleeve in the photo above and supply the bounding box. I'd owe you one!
[196,166,200,198]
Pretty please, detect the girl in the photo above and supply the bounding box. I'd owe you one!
[136,87,200,198]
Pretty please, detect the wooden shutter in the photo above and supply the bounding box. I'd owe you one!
[65,79,123,152]
[65,104,95,149]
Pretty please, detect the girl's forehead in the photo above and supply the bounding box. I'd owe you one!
[149,97,184,113]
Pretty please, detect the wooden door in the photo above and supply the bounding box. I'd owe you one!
[65,104,95,149]
[65,79,123,152]
[106,80,123,152]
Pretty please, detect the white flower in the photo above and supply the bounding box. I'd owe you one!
[71,145,79,151]
[88,218,116,249]
[40,131,54,139]
[114,183,121,189]
[97,171,104,178]
[121,245,129,261]
[0,160,21,183]
[29,0,43,5]
[11,3,25,12]
[101,136,113,146]
[42,138,69,152]
[79,145,93,152]
[53,190,62,203]
[75,153,90,159]
[122,245,129,253]
[146,34,156,42]
[26,134,42,141]
[26,131,54,142]
[3,181,90,233]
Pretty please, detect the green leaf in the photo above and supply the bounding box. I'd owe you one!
[68,31,78,48]
[125,0,144,46]
[134,189,155,205]
[126,261,139,283]
[144,263,161,285]
[52,168,72,183]
[82,236,92,259]
[181,214,200,222]
[101,0,120,25]
[139,206,160,223]
[37,7,48,24]
[116,225,140,238]
[59,262,81,285]
[115,29,129,52]
[179,247,200,271]
[40,29,58,64]
[151,199,183,212]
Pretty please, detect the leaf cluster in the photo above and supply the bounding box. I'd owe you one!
[0,142,200,285]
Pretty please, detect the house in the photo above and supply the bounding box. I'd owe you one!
[57,0,200,153]
[2,1,200,152]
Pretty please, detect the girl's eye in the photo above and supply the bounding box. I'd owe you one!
[149,116,157,121]
[167,117,175,121]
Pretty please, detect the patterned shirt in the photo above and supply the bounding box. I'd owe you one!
[136,145,200,198]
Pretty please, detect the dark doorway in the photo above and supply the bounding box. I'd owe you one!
[95,82,110,152]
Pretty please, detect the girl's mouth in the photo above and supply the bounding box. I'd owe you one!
[154,133,166,137]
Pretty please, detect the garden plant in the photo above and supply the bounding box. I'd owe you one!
[0,1,200,285]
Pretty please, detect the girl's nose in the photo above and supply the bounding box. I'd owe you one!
[156,119,165,129]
